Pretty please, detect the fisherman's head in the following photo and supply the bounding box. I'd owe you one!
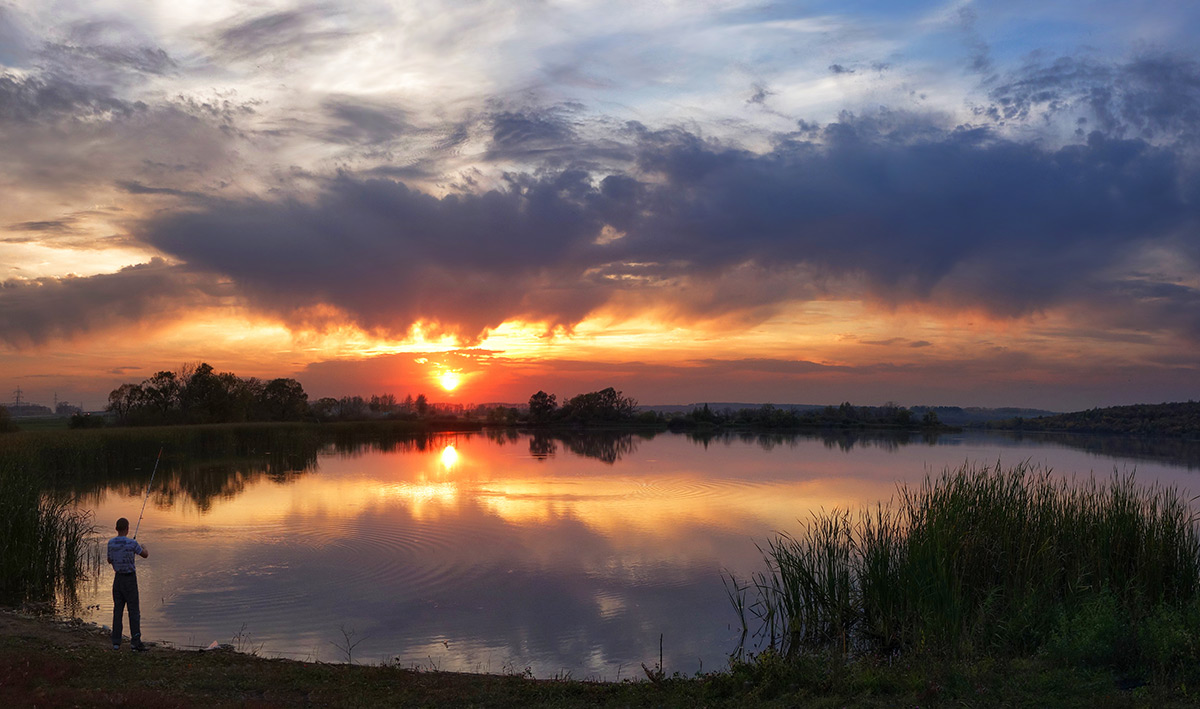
[116,518,129,534]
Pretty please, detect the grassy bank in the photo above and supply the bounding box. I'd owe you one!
[2,610,1194,707]
[729,462,1200,686]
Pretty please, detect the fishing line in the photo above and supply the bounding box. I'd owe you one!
[133,446,164,540]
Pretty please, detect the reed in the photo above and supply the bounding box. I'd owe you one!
[732,462,1200,662]
[0,461,95,606]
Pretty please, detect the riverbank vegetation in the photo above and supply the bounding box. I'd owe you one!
[728,462,1200,688]
[987,401,1200,436]
[0,463,93,607]
[665,401,948,431]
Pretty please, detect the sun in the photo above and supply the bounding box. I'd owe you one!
[439,371,461,391]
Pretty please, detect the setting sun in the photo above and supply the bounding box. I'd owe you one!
[439,371,461,391]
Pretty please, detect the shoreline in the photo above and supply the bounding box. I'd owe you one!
[1,606,1185,707]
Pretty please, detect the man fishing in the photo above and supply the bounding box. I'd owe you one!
[107,517,149,651]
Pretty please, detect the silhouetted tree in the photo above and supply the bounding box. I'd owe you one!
[559,387,637,423]
[262,378,309,421]
[0,407,16,433]
[528,390,557,423]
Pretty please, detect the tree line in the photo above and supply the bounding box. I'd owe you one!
[85,366,963,433]
[666,401,942,431]
[483,387,647,426]
[106,363,310,426]
[987,401,1200,436]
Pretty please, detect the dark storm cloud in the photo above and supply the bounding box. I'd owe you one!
[127,53,1200,344]
[0,260,219,347]
[141,173,612,339]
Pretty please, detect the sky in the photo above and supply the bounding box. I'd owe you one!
[2,0,1199,412]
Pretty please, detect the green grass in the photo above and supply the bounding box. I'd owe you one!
[730,462,1200,682]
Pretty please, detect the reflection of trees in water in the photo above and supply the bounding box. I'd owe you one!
[327,429,475,456]
[528,433,557,459]
[486,428,522,446]
[64,445,322,511]
[995,432,1200,471]
[22,426,484,511]
[685,429,932,452]
[682,428,1200,469]
[525,430,656,464]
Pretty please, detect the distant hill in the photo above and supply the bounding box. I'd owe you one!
[987,401,1200,436]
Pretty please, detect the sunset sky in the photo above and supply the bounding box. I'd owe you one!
[3,0,1199,411]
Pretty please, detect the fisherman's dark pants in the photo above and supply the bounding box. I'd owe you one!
[112,572,141,647]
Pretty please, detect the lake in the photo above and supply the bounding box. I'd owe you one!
[74,429,1200,677]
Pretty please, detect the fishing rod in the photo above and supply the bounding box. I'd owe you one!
[132,446,164,540]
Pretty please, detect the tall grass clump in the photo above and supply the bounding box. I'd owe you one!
[0,460,95,607]
[730,462,1200,667]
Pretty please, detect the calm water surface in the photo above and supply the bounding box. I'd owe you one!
[76,430,1200,676]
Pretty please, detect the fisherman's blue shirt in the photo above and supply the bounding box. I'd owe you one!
[107,536,144,574]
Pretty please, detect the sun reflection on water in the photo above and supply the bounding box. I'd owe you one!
[441,445,459,469]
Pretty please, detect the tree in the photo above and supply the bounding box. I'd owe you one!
[55,402,81,416]
[559,387,637,423]
[415,393,429,416]
[180,363,230,424]
[0,407,17,433]
[107,383,145,424]
[369,394,397,413]
[311,397,340,421]
[261,378,309,421]
[144,370,182,420]
[528,391,557,423]
[338,395,368,419]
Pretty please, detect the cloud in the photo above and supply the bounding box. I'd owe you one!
[132,59,1200,344]
[0,259,221,347]
[116,180,204,198]
[208,6,358,62]
[321,96,409,146]
[983,53,1200,142]
[5,219,78,233]
[0,72,137,123]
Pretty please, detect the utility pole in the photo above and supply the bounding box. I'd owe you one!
[12,386,21,409]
